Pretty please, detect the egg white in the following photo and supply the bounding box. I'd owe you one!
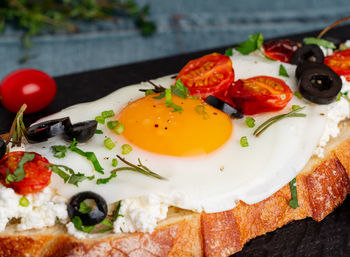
[26,55,327,213]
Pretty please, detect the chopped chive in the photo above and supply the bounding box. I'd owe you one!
[104,138,115,150]
[107,120,119,130]
[292,105,301,111]
[112,158,118,167]
[113,123,125,135]
[95,116,105,124]
[102,110,115,119]
[145,89,155,96]
[245,117,255,128]
[240,136,249,147]
[293,91,303,99]
[19,196,30,207]
[121,144,133,154]
[95,129,103,134]
[279,64,289,77]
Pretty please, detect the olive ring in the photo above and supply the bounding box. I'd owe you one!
[67,191,108,226]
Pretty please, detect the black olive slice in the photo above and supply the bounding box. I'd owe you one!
[68,191,108,226]
[298,65,342,104]
[26,117,72,143]
[64,120,97,143]
[205,95,243,118]
[295,62,335,80]
[0,137,6,160]
[290,44,324,66]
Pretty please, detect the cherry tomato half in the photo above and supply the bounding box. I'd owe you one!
[324,49,350,82]
[176,53,235,98]
[0,69,56,113]
[227,76,293,115]
[0,151,52,195]
[263,39,298,63]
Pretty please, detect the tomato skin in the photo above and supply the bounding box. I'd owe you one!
[176,53,235,98]
[227,76,293,115]
[324,49,350,81]
[0,69,56,114]
[0,151,52,195]
[263,39,298,63]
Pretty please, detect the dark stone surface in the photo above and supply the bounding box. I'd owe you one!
[0,25,350,257]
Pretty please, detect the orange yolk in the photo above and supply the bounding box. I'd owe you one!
[118,94,233,156]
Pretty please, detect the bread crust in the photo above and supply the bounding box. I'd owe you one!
[0,127,350,257]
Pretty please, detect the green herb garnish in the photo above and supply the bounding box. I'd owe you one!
[112,155,166,180]
[47,164,95,187]
[95,129,103,134]
[102,110,115,119]
[78,201,92,214]
[336,91,348,101]
[253,107,306,137]
[112,158,118,167]
[289,177,299,209]
[121,144,133,154]
[194,105,209,120]
[7,104,27,147]
[72,216,95,233]
[171,79,190,99]
[235,33,264,55]
[69,139,104,174]
[107,121,119,130]
[279,64,289,77]
[303,37,336,49]
[96,172,117,185]
[95,116,105,125]
[111,201,123,222]
[5,152,35,183]
[19,196,30,207]
[145,89,155,96]
[245,117,255,128]
[51,145,67,159]
[224,47,233,56]
[292,105,301,111]
[104,137,115,150]
[240,136,249,147]
[293,91,303,99]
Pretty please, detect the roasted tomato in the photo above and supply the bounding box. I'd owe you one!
[263,39,298,63]
[176,53,235,98]
[324,49,350,81]
[0,151,52,195]
[227,76,293,115]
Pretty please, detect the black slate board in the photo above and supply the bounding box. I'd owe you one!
[1,25,350,257]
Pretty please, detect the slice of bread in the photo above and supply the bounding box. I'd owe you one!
[0,120,349,257]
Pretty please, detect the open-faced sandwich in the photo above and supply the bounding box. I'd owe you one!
[1,22,350,257]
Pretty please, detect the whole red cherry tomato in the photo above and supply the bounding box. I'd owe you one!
[324,49,350,81]
[227,76,293,115]
[0,151,52,195]
[263,39,298,63]
[0,69,56,113]
[176,53,235,98]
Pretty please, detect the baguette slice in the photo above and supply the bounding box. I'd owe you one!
[0,121,350,257]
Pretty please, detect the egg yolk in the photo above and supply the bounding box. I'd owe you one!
[118,94,233,156]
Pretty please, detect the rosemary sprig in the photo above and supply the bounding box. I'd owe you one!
[6,104,27,148]
[253,107,306,137]
[111,155,166,180]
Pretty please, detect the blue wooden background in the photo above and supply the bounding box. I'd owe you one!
[1,0,350,79]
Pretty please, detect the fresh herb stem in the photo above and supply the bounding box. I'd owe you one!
[253,107,306,137]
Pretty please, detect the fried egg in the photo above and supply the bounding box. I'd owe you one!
[26,54,328,213]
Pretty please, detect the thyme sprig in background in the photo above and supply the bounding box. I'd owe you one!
[0,0,156,50]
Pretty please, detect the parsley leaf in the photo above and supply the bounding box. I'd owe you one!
[279,64,289,77]
[224,47,233,56]
[303,37,336,49]
[289,177,299,209]
[47,164,95,187]
[79,202,92,214]
[72,216,95,233]
[96,172,117,185]
[51,145,67,158]
[235,33,264,55]
[5,152,35,183]
[69,139,104,174]
[171,79,190,99]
